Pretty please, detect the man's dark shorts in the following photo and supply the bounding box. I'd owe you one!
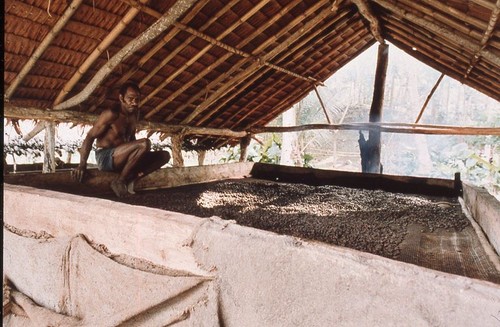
[95,148,115,171]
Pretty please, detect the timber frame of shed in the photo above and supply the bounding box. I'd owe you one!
[4,0,500,168]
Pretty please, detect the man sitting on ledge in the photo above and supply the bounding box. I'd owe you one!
[72,82,170,197]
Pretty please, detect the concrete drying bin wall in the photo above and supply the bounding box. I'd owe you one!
[4,182,500,326]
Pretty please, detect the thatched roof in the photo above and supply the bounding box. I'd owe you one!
[4,0,500,149]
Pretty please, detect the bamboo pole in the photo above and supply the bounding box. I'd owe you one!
[195,9,356,128]
[139,1,245,105]
[4,0,84,101]
[372,0,500,66]
[350,0,385,43]
[181,2,333,125]
[415,73,445,123]
[5,103,500,136]
[148,0,307,120]
[53,0,149,106]
[135,0,319,110]
[88,0,210,113]
[314,85,332,124]
[53,0,199,110]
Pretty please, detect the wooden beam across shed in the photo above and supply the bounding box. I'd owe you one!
[6,103,499,138]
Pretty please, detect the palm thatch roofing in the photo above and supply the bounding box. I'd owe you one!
[4,0,500,149]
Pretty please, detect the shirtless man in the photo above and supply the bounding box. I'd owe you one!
[72,82,170,197]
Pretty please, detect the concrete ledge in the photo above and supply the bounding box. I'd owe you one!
[462,182,500,255]
[4,183,500,326]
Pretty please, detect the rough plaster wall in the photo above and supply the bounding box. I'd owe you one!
[3,183,500,326]
[3,229,219,326]
[192,219,500,327]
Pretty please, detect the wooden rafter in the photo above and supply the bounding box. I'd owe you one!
[351,0,385,43]
[180,1,332,125]
[233,28,372,130]
[87,0,210,113]
[465,0,500,78]
[195,9,357,127]
[53,0,149,106]
[132,0,320,112]
[372,0,500,67]
[211,18,366,134]
[4,0,84,101]
[139,1,246,105]
[147,0,307,120]
[384,19,500,99]
[6,104,499,136]
[415,73,445,123]
[53,0,199,111]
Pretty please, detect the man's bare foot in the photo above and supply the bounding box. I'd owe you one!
[127,181,135,194]
[111,179,128,197]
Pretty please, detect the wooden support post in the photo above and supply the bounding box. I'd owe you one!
[239,134,252,162]
[43,122,56,173]
[359,43,388,173]
[171,135,185,167]
[197,150,206,166]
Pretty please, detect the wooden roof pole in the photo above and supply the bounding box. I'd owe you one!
[236,34,372,129]
[135,0,320,109]
[180,2,333,125]
[350,0,385,44]
[7,104,500,137]
[88,0,209,113]
[53,0,199,111]
[372,0,500,66]
[4,0,84,101]
[464,0,500,78]
[400,1,488,45]
[386,24,500,99]
[147,0,307,119]
[414,73,445,124]
[53,0,149,106]
[139,1,247,105]
[203,12,359,128]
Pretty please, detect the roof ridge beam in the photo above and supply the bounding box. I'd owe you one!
[351,0,385,43]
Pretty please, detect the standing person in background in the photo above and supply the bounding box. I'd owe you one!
[72,82,170,197]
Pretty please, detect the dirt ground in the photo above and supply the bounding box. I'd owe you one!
[100,178,500,284]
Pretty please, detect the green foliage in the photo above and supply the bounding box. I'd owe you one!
[4,136,80,160]
[247,134,281,164]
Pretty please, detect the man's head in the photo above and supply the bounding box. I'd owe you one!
[119,82,141,113]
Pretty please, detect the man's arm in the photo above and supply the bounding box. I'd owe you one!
[72,110,117,182]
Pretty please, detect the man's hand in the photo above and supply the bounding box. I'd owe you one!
[71,165,86,183]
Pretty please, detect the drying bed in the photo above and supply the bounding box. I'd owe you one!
[100,178,500,284]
